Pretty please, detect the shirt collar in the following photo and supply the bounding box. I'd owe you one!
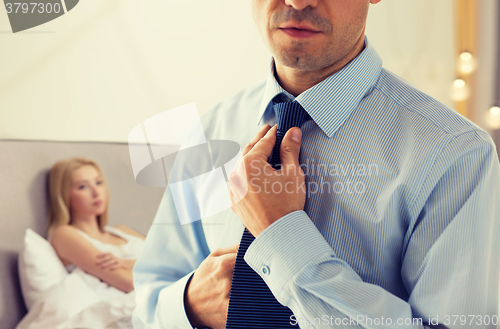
[257,36,383,138]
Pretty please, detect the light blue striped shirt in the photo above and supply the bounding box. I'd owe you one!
[132,38,500,329]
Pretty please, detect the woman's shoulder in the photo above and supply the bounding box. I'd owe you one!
[51,224,80,237]
[50,225,85,247]
[111,225,146,241]
[50,225,87,266]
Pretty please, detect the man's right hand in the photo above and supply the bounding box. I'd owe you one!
[185,244,239,329]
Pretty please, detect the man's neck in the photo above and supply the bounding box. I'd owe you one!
[274,33,366,97]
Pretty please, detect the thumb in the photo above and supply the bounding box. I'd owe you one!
[211,243,240,257]
[279,127,302,168]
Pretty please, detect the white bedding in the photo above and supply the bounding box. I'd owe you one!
[16,267,136,329]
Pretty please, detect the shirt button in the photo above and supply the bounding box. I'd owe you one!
[261,265,270,275]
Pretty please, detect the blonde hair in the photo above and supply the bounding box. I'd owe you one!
[45,157,109,239]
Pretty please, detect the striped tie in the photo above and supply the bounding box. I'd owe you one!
[226,100,309,329]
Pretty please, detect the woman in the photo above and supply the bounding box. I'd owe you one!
[46,157,145,293]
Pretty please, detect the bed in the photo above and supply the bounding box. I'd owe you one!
[0,139,164,329]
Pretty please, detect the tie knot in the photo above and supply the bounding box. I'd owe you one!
[273,100,309,133]
[269,100,309,168]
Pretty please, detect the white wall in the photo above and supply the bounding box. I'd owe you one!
[366,0,455,109]
[0,0,456,142]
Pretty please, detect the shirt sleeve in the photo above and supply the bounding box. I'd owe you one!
[244,130,500,328]
[132,185,210,329]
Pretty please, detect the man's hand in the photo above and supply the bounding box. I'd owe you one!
[184,244,239,329]
[229,124,306,237]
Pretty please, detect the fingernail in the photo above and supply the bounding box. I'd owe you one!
[290,129,302,143]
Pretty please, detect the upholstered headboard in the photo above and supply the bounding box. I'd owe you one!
[0,139,164,328]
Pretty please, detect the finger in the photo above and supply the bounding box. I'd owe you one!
[279,127,302,169]
[96,257,112,266]
[229,188,238,208]
[228,159,249,204]
[96,252,112,258]
[109,264,122,271]
[96,254,112,262]
[100,259,118,268]
[219,252,237,265]
[242,124,272,156]
[229,188,244,221]
[229,188,234,205]
[211,244,240,257]
[246,124,278,161]
[99,262,115,269]
[219,253,238,277]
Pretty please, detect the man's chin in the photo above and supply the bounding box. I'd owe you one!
[274,53,323,72]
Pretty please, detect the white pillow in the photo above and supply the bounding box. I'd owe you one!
[18,228,69,310]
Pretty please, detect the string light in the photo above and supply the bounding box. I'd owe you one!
[454,79,466,88]
[489,0,500,130]
[490,106,500,116]
[457,51,477,75]
[451,78,470,102]
[460,52,472,61]
[486,106,500,129]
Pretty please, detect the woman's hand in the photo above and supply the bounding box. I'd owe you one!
[95,252,136,271]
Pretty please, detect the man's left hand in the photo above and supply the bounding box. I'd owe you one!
[229,124,306,237]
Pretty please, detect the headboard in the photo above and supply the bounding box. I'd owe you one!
[0,139,164,328]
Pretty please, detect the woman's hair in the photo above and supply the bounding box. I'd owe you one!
[45,157,109,239]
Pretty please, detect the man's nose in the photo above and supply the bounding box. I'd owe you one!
[284,0,318,11]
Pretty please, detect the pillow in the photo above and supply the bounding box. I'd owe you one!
[18,228,69,310]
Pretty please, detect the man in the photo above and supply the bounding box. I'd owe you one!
[132,0,500,328]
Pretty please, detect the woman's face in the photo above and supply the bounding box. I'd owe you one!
[69,165,107,220]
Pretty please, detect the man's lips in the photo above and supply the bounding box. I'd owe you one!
[280,23,319,32]
[278,25,321,38]
[279,27,321,38]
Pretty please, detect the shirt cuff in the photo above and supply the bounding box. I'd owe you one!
[156,271,195,329]
[244,210,335,306]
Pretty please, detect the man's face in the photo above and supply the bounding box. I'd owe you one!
[251,0,379,72]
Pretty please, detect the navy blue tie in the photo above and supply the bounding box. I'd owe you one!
[226,100,309,329]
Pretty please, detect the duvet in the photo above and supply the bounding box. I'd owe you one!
[16,267,136,329]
